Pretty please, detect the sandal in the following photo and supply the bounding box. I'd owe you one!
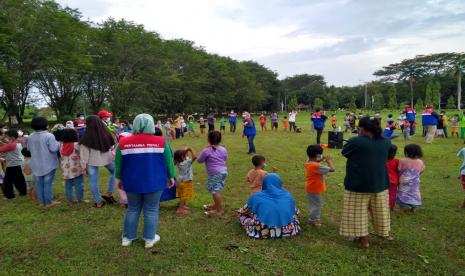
[204,210,224,217]
[93,201,106,208]
[203,204,214,211]
[102,195,116,204]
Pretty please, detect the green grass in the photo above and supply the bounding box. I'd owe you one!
[1,111,465,275]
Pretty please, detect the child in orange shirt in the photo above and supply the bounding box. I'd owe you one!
[283,116,289,131]
[246,155,268,195]
[305,145,335,226]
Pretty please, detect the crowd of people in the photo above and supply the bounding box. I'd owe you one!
[1,105,464,249]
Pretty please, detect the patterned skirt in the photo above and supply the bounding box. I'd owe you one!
[237,204,301,239]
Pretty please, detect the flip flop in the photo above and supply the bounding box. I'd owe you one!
[101,195,116,204]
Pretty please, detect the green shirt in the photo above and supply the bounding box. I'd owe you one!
[342,135,391,193]
[188,121,194,128]
[220,119,225,127]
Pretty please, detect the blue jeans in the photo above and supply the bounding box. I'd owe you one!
[34,169,56,205]
[88,163,115,204]
[123,191,163,241]
[65,175,84,201]
[247,135,256,153]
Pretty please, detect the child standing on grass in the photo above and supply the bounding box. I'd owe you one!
[386,144,399,210]
[0,130,27,199]
[305,145,335,227]
[283,116,289,131]
[174,147,197,215]
[397,144,425,213]
[450,114,459,138]
[219,116,226,134]
[199,116,206,136]
[197,131,228,216]
[259,113,267,131]
[21,148,35,201]
[331,114,337,130]
[60,128,84,203]
[188,118,195,136]
[246,155,268,195]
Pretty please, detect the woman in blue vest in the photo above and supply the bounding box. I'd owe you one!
[421,106,439,144]
[115,113,175,248]
[242,112,257,154]
[311,108,328,144]
[404,105,416,136]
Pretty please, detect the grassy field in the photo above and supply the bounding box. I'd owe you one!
[1,111,465,275]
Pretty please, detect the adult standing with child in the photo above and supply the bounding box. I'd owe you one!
[27,117,60,207]
[116,113,175,248]
[79,115,116,208]
[242,112,257,154]
[340,117,392,248]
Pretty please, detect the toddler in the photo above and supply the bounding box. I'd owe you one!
[188,118,195,136]
[331,114,337,130]
[60,128,84,203]
[283,116,289,131]
[197,131,228,216]
[397,144,425,213]
[246,155,268,195]
[0,130,27,199]
[450,114,459,138]
[386,144,399,210]
[21,148,35,201]
[219,117,226,134]
[305,145,335,226]
[174,147,197,215]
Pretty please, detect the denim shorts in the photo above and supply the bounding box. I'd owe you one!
[207,173,227,194]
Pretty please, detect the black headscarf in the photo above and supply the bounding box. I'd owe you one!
[79,115,115,152]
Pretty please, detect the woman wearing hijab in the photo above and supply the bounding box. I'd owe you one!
[237,173,301,239]
[116,114,175,248]
[340,117,392,248]
[79,115,116,207]
[242,112,257,154]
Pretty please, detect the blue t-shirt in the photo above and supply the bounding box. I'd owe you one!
[228,114,237,124]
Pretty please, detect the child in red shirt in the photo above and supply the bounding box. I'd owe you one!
[386,144,399,210]
[259,113,267,131]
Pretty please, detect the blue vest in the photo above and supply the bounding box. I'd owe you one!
[422,111,438,126]
[406,111,416,122]
[311,113,325,129]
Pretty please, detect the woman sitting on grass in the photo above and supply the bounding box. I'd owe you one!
[238,173,301,239]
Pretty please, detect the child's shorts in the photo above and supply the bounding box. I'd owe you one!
[396,198,420,209]
[452,127,459,134]
[26,181,34,189]
[176,181,194,200]
[461,175,465,189]
[207,173,227,194]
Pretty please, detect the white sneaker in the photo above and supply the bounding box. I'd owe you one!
[121,238,132,247]
[145,235,160,248]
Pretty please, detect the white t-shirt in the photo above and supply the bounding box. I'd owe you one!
[289,112,297,122]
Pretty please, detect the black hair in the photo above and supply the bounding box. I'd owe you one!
[154,127,163,136]
[31,117,49,131]
[388,114,393,118]
[5,129,18,139]
[307,144,323,158]
[62,128,78,143]
[404,144,423,159]
[315,108,321,112]
[358,117,382,139]
[252,155,265,167]
[284,116,287,119]
[388,144,398,160]
[77,113,84,117]
[331,114,335,116]
[208,131,222,146]
[21,148,31,158]
[173,149,186,165]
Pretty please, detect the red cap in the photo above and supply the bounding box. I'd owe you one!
[97,110,112,118]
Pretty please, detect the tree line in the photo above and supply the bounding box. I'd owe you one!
[1,0,464,124]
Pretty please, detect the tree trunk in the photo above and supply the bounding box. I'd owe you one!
[409,77,414,107]
[458,70,462,110]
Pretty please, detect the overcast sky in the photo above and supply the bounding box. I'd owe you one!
[56,0,465,86]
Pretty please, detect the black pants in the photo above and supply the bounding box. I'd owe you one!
[315,128,323,144]
[230,123,236,133]
[1,166,27,199]
[208,124,215,132]
[289,122,296,132]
